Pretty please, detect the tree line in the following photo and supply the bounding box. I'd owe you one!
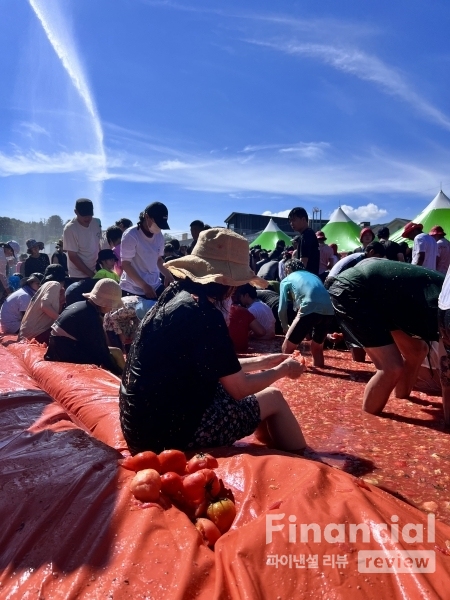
[0,215,65,251]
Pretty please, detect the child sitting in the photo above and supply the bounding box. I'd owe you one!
[94,249,120,283]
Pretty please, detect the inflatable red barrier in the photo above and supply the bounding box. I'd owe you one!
[2,341,450,598]
[7,341,127,452]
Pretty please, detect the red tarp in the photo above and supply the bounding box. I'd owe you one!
[1,338,450,599]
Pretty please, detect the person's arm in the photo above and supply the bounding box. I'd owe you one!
[220,356,305,400]
[278,282,289,332]
[67,251,95,277]
[250,319,266,338]
[415,252,425,266]
[121,260,157,298]
[238,353,292,372]
[300,256,309,269]
[157,255,174,287]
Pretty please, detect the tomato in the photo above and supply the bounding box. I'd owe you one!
[183,468,220,504]
[158,450,187,475]
[160,472,184,497]
[118,451,161,473]
[130,468,161,502]
[195,518,222,549]
[206,498,236,533]
[186,452,219,474]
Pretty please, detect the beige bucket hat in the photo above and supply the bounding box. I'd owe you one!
[167,228,268,288]
[83,279,123,309]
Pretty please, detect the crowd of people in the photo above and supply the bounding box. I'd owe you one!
[1,198,450,455]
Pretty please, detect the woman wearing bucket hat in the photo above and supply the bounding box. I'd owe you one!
[120,228,307,455]
[44,279,125,375]
[24,239,50,277]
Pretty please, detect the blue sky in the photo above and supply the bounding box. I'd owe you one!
[1,0,450,235]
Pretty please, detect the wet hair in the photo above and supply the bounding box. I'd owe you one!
[236,283,257,299]
[115,218,133,230]
[284,258,305,273]
[377,227,390,239]
[136,211,146,231]
[365,241,386,257]
[288,207,308,220]
[41,264,66,284]
[106,225,123,246]
[190,220,205,229]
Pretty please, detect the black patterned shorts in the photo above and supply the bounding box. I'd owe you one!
[186,383,261,449]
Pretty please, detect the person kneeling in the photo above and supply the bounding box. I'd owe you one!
[44,279,125,376]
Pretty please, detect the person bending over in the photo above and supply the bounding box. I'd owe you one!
[45,279,125,376]
[120,228,306,455]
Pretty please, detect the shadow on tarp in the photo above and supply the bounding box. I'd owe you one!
[380,410,448,432]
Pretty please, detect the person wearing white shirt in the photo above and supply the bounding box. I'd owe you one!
[401,222,438,270]
[63,198,101,279]
[120,202,174,299]
[430,225,450,275]
[236,283,276,339]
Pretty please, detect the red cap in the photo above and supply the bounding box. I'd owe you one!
[359,227,375,243]
[402,222,423,238]
[429,225,446,236]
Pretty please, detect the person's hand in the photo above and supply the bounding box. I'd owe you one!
[262,353,292,368]
[280,357,306,379]
[143,283,157,299]
[164,271,174,287]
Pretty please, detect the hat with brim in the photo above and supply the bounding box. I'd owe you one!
[167,228,268,288]
[83,279,123,309]
[429,225,446,236]
[402,222,423,238]
[316,231,326,241]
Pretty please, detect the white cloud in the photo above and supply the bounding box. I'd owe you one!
[340,203,388,222]
[0,150,106,178]
[18,122,49,137]
[155,159,190,171]
[241,141,329,158]
[247,39,450,132]
[262,209,291,218]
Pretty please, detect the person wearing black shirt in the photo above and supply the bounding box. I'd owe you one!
[120,228,306,454]
[288,207,320,275]
[51,240,69,274]
[24,239,50,277]
[377,227,405,262]
[45,279,124,375]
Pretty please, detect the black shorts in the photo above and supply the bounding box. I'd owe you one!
[439,309,450,356]
[328,284,393,348]
[286,312,334,345]
[186,383,261,449]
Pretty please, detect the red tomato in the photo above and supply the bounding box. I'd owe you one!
[158,450,187,475]
[118,451,161,473]
[206,498,236,533]
[160,472,184,497]
[183,469,220,504]
[186,452,219,474]
[195,518,222,549]
[130,468,161,502]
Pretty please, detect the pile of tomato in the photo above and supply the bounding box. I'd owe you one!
[119,449,236,549]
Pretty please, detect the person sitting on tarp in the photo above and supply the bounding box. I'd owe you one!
[235,283,276,339]
[327,258,444,415]
[279,259,334,367]
[0,272,44,334]
[120,228,307,455]
[94,249,120,282]
[19,265,66,344]
[45,279,125,376]
[228,291,266,353]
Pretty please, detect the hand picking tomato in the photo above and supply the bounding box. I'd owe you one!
[195,518,222,549]
[118,451,161,473]
[130,468,161,502]
[160,472,184,498]
[186,452,219,474]
[206,498,236,533]
[158,449,187,475]
[183,468,220,504]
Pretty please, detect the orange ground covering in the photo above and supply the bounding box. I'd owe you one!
[1,337,450,599]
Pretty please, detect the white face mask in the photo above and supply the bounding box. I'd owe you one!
[149,222,161,234]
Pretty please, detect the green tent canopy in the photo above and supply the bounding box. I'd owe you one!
[249,218,292,251]
[390,190,450,243]
[321,207,361,253]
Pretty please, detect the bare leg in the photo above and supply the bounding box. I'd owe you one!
[391,330,428,399]
[440,354,450,428]
[281,337,297,354]
[310,340,325,367]
[362,344,404,414]
[255,387,306,451]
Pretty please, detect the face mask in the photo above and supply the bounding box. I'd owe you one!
[149,222,161,234]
